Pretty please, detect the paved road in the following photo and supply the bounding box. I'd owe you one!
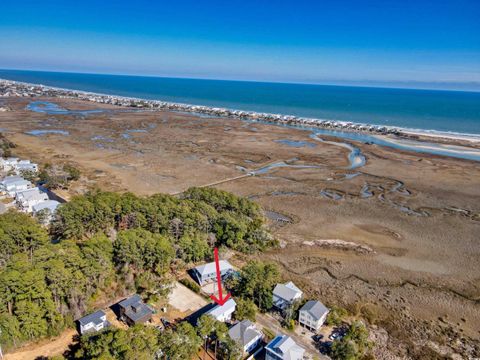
[255,312,329,359]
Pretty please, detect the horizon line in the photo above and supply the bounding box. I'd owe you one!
[1,67,479,93]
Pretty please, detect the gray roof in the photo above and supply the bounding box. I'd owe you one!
[194,260,233,277]
[273,282,303,302]
[300,300,329,321]
[228,320,262,347]
[118,294,153,323]
[16,187,48,201]
[78,310,106,326]
[266,335,305,360]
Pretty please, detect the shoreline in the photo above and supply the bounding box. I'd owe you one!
[1,78,480,148]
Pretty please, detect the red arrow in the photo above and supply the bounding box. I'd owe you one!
[210,247,231,306]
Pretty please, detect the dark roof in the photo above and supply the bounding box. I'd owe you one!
[78,310,106,326]
[118,294,142,308]
[119,294,153,323]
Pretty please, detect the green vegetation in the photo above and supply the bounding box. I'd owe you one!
[39,163,81,189]
[0,133,16,158]
[234,297,257,321]
[179,277,201,294]
[331,321,373,360]
[0,188,275,353]
[326,306,349,326]
[227,260,281,311]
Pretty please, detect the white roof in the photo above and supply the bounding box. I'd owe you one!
[1,175,24,185]
[206,298,236,318]
[273,282,303,302]
[195,260,233,276]
[16,187,48,201]
[267,335,305,360]
[33,200,60,213]
[5,179,31,188]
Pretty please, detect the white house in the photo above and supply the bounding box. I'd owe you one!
[228,319,263,354]
[299,300,329,331]
[265,334,305,360]
[272,282,303,311]
[33,200,61,222]
[2,177,32,196]
[15,187,49,212]
[0,157,19,171]
[192,260,234,285]
[206,298,236,322]
[15,160,38,173]
[78,310,110,335]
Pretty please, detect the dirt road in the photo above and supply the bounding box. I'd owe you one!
[4,329,76,360]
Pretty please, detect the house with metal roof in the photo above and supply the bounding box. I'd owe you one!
[272,282,303,311]
[118,294,154,326]
[3,178,32,196]
[192,260,234,285]
[33,200,61,222]
[265,334,305,360]
[15,187,49,212]
[299,300,329,331]
[77,310,110,335]
[228,319,263,354]
[205,298,236,322]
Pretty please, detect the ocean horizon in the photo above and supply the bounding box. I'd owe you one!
[1,69,480,135]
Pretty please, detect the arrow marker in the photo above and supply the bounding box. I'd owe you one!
[210,247,231,306]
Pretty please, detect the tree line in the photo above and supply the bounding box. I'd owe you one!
[0,187,276,352]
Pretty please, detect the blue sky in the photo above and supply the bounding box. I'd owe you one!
[0,0,479,89]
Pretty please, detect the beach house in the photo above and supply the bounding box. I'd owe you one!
[265,334,305,360]
[1,176,32,196]
[0,157,19,171]
[32,200,61,222]
[205,298,236,322]
[118,294,154,326]
[298,300,329,331]
[192,260,234,285]
[228,319,263,354]
[272,282,303,311]
[77,310,110,335]
[15,187,49,212]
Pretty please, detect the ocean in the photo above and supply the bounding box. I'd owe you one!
[1,69,480,135]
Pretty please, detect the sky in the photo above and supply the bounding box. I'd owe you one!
[0,0,479,90]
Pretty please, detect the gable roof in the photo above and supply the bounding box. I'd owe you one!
[228,320,262,347]
[78,310,106,326]
[33,200,60,213]
[206,298,236,318]
[273,282,303,302]
[16,187,48,201]
[300,300,329,321]
[194,260,233,276]
[266,335,305,360]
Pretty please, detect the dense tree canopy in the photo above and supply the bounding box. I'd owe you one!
[0,188,276,353]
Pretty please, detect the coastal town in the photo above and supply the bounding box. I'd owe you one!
[0,79,401,136]
[0,81,478,360]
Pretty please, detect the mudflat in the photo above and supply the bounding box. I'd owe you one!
[1,96,479,357]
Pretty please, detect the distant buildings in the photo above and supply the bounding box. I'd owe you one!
[299,300,329,331]
[228,319,263,354]
[0,157,38,174]
[265,334,305,360]
[1,176,32,196]
[205,298,236,322]
[272,282,303,311]
[118,294,154,326]
[77,310,110,335]
[192,260,234,285]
